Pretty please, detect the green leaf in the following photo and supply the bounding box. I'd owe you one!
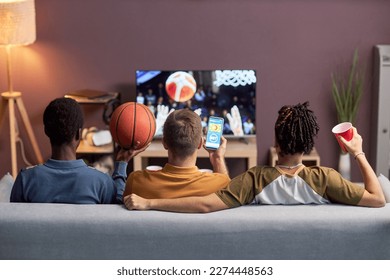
[331,48,363,124]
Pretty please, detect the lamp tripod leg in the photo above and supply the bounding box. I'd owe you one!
[15,96,43,165]
[8,99,18,178]
[0,97,7,131]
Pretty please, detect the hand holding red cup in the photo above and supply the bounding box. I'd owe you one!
[332,122,353,153]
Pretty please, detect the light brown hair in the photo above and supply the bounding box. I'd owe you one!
[163,109,202,158]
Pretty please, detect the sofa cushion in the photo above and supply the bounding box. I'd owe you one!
[378,174,390,203]
[0,173,13,203]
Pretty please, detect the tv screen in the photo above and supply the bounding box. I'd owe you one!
[135,70,257,137]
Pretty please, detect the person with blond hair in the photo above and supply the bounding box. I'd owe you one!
[123,108,230,199]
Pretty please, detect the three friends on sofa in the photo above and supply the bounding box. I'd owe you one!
[10,98,386,209]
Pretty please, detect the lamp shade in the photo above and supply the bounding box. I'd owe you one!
[0,0,35,46]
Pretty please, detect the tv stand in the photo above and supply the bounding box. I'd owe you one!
[238,137,249,144]
[133,136,257,171]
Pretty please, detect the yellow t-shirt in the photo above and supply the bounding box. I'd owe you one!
[124,163,230,199]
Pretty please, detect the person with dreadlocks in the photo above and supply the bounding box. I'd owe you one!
[123,102,385,212]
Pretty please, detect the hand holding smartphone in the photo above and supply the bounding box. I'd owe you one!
[205,116,224,150]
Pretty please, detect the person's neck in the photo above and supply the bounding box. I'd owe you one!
[167,151,197,168]
[51,144,77,161]
[276,153,303,169]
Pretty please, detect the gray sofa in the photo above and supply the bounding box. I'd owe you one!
[1,202,389,260]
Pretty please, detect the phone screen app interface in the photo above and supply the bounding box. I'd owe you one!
[206,118,223,149]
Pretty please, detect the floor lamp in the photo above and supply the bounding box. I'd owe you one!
[0,0,43,178]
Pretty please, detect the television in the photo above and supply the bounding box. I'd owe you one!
[135,70,257,137]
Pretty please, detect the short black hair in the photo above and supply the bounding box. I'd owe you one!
[274,101,319,156]
[43,97,84,146]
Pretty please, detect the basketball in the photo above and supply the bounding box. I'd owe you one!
[165,71,197,102]
[109,102,156,149]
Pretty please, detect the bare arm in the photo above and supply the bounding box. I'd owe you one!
[204,136,230,178]
[339,127,385,207]
[123,193,229,213]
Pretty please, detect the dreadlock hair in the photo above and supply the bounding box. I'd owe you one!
[274,101,319,156]
[43,97,84,146]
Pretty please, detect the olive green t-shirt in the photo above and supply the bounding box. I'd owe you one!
[216,165,364,208]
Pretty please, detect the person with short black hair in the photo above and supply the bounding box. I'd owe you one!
[123,109,230,199]
[124,102,385,212]
[10,97,142,204]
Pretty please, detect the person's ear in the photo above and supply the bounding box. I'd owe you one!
[275,142,283,157]
[162,137,168,150]
[197,137,203,149]
[274,140,278,149]
[75,128,82,141]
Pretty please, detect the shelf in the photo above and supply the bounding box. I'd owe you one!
[64,89,120,159]
[76,140,114,154]
[65,89,119,105]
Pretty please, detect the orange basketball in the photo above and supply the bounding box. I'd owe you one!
[109,102,156,149]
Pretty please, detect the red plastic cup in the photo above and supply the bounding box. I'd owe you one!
[332,122,353,152]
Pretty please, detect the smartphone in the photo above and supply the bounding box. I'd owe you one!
[205,116,224,150]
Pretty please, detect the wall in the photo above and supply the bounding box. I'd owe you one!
[1,0,390,180]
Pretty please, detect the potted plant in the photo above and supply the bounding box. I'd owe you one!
[332,48,364,124]
[331,48,364,179]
